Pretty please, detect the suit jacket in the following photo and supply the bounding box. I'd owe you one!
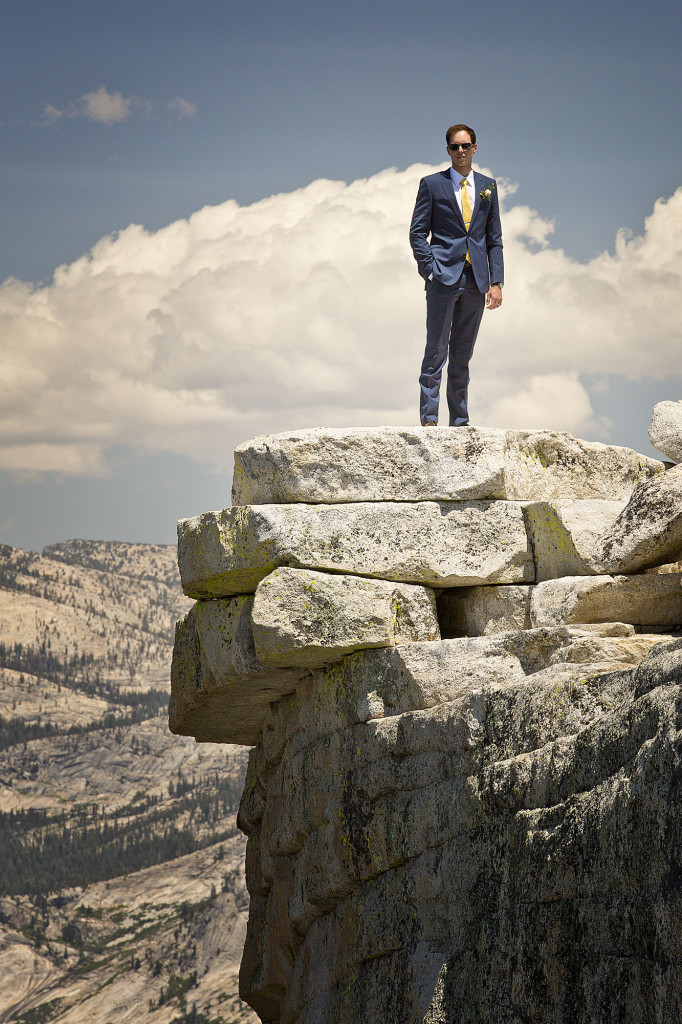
[409,168,504,292]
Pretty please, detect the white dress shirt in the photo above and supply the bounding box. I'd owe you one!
[450,165,475,215]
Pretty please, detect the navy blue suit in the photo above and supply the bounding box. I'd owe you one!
[410,168,504,425]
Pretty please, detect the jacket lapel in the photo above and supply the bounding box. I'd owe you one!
[439,169,466,229]
[471,172,483,224]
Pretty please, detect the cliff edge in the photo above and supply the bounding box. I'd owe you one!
[170,419,682,1024]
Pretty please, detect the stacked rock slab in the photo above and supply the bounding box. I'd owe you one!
[170,426,682,1024]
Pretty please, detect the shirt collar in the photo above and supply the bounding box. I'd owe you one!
[449,166,475,187]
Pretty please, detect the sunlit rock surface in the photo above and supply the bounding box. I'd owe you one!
[171,424,682,1024]
[232,426,662,504]
[530,572,682,627]
[649,400,682,463]
[177,500,535,599]
[592,464,682,573]
[252,567,439,669]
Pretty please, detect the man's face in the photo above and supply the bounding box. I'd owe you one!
[447,131,477,176]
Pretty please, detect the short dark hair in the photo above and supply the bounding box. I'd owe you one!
[446,123,476,146]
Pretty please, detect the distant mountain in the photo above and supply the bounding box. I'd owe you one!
[0,540,255,1024]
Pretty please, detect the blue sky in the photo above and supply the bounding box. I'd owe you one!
[1,0,681,551]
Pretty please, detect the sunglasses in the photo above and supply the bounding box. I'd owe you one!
[448,142,473,151]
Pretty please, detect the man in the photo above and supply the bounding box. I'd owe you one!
[410,123,503,426]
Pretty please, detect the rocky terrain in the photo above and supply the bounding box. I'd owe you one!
[171,411,682,1023]
[0,540,256,1024]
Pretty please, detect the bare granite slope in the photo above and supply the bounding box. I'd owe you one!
[0,540,193,692]
[0,539,255,1024]
[0,836,254,1024]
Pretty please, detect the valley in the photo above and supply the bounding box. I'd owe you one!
[0,540,255,1024]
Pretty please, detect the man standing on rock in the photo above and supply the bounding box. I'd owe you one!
[410,123,504,426]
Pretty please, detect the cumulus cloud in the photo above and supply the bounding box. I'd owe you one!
[1,164,681,476]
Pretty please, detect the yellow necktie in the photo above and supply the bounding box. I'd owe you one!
[460,177,472,264]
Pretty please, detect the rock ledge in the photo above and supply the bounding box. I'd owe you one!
[171,422,682,1024]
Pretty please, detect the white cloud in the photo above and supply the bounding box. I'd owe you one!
[43,86,195,126]
[45,86,138,125]
[167,97,197,120]
[477,373,611,435]
[80,86,135,124]
[1,165,681,477]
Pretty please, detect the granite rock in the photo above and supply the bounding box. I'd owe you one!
[649,400,682,463]
[170,422,682,1024]
[523,498,626,580]
[256,628,661,732]
[531,572,682,627]
[232,426,662,504]
[592,464,682,573]
[251,567,439,669]
[172,620,664,754]
[169,596,307,745]
[237,638,682,1024]
[177,501,534,600]
[547,631,674,667]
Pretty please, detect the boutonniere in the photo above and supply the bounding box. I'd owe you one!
[479,183,495,201]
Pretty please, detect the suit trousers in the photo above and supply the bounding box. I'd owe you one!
[419,265,486,426]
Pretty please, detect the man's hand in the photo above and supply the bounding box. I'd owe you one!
[486,284,503,310]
